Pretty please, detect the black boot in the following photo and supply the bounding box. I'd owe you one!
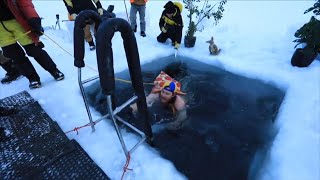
[1,73,22,84]
[140,31,146,37]
[132,25,137,33]
[29,80,42,89]
[50,69,65,81]
[88,41,96,51]
[1,61,22,84]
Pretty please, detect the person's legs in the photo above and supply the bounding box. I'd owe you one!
[23,43,64,81]
[157,32,169,43]
[84,24,93,43]
[0,20,37,81]
[130,4,138,32]
[23,43,57,73]
[84,24,95,50]
[0,60,22,84]
[168,32,176,45]
[139,5,146,35]
[2,43,39,81]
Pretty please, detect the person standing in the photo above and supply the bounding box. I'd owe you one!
[0,0,64,89]
[130,0,147,37]
[63,0,104,50]
[157,1,183,50]
[0,49,22,84]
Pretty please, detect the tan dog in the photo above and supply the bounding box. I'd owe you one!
[206,36,221,55]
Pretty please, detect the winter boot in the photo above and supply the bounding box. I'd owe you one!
[50,69,65,81]
[132,25,137,33]
[29,80,42,89]
[88,41,96,51]
[140,31,146,37]
[1,61,22,84]
[1,73,22,84]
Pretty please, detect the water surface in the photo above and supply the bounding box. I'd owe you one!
[85,56,285,180]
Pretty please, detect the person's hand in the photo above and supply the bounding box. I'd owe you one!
[28,17,44,36]
[36,41,45,48]
[161,26,167,33]
[174,43,180,49]
[71,13,77,20]
[130,104,138,114]
[98,8,104,16]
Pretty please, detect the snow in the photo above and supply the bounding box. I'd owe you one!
[1,1,319,180]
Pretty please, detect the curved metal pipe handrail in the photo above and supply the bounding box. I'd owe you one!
[73,10,102,68]
[96,18,153,143]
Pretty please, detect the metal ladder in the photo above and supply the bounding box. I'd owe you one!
[77,68,146,157]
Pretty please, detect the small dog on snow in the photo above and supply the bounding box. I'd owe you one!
[206,36,221,55]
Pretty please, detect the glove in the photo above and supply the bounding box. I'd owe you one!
[106,5,114,13]
[71,13,77,20]
[98,8,104,16]
[36,41,45,48]
[161,26,167,33]
[174,43,180,49]
[28,17,44,36]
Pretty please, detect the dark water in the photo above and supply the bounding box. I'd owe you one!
[85,56,285,180]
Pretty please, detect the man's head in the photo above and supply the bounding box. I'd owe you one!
[160,81,176,104]
[164,1,175,18]
[166,12,174,18]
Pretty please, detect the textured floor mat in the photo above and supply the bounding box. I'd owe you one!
[0,91,109,179]
[0,90,34,108]
[0,102,75,178]
[33,140,110,179]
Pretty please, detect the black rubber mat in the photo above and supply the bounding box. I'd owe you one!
[33,140,110,179]
[0,90,34,108]
[0,91,109,179]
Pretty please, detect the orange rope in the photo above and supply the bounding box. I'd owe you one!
[64,123,94,135]
[43,32,153,85]
[121,152,133,180]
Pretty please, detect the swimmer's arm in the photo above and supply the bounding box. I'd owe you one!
[176,108,187,122]
[130,93,159,113]
[166,108,188,130]
[130,103,138,113]
[146,92,159,105]
[175,95,187,121]
[174,95,187,112]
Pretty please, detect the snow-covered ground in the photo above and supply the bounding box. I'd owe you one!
[0,1,319,179]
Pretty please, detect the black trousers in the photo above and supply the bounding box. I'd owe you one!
[2,43,57,82]
[157,32,176,45]
[1,60,19,76]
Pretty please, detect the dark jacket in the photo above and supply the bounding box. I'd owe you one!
[63,0,102,15]
[159,2,183,44]
[0,0,14,21]
[0,0,41,44]
[0,49,11,64]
